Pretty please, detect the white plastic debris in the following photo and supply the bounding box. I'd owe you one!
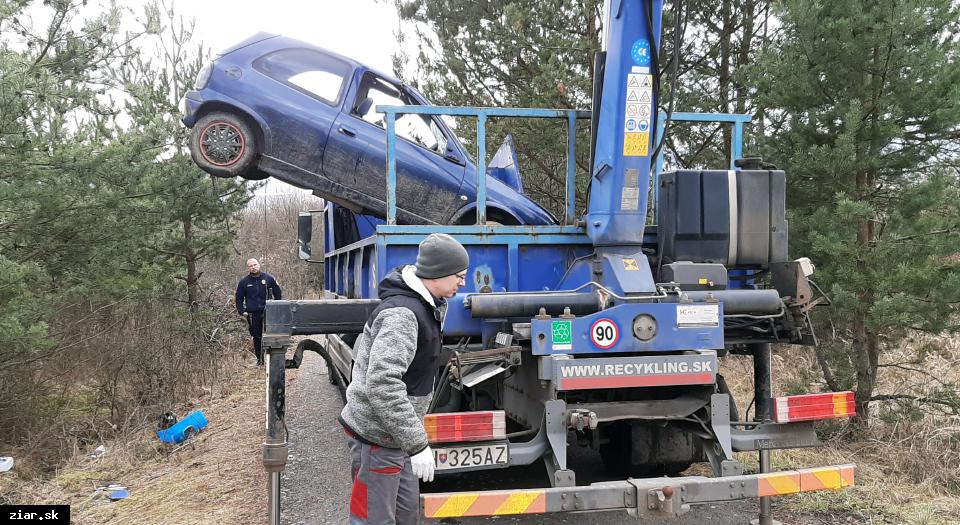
[0,457,13,472]
[88,445,107,459]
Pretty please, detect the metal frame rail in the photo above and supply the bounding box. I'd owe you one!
[378,106,750,226]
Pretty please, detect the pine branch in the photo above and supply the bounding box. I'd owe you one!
[870,394,960,415]
[877,362,950,386]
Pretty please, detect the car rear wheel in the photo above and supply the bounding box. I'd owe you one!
[241,170,270,181]
[191,111,259,178]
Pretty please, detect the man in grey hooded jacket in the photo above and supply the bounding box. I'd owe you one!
[339,233,469,525]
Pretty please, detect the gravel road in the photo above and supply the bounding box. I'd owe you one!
[280,351,803,525]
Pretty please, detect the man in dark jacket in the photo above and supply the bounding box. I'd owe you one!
[339,233,468,525]
[235,258,282,366]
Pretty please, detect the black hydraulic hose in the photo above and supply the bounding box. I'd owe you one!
[589,51,606,180]
[644,0,661,151]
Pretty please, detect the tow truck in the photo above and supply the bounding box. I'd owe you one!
[192,1,858,523]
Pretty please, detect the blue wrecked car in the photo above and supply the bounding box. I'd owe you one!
[181,33,555,226]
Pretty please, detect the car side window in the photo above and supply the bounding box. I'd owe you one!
[354,76,448,155]
[254,48,351,106]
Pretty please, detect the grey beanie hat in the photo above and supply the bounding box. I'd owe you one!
[415,233,469,279]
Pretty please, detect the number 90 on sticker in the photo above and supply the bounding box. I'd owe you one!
[590,318,619,349]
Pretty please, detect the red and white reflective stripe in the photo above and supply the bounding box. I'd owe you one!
[424,411,506,444]
[774,391,855,423]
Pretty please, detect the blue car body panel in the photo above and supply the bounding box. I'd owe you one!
[486,135,523,193]
[182,33,554,226]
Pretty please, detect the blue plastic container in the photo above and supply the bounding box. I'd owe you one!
[157,410,208,444]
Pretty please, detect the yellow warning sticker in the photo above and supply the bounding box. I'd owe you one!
[624,132,649,157]
[623,258,640,271]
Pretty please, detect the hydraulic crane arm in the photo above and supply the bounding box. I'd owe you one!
[587,0,664,246]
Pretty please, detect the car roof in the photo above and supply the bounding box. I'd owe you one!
[223,32,406,88]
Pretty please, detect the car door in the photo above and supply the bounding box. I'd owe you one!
[323,69,366,199]
[345,73,465,224]
[251,47,351,176]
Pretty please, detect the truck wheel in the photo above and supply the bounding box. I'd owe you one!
[191,111,259,178]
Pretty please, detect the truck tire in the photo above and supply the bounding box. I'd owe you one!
[191,111,259,178]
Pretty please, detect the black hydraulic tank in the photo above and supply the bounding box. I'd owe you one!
[657,169,788,267]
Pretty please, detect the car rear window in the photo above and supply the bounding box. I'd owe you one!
[253,48,351,106]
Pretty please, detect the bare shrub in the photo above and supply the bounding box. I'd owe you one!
[219,192,325,301]
[1,294,244,476]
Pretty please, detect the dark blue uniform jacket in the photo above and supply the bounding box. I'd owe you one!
[235,272,282,314]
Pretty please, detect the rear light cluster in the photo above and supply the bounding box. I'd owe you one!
[773,391,855,423]
[424,411,506,444]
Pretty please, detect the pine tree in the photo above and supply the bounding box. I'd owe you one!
[391,0,774,207]
[664,0,773,168]
[748,0,960,425]
[117,4,252,307]
[0,0,252,452]
[392,0,603,216]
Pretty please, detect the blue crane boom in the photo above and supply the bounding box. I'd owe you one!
[588,0,663,247]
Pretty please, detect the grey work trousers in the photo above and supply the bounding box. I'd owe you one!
[345,430,419,525]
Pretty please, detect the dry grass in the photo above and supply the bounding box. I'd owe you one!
[720,334,960,524]
[0,351,267,525]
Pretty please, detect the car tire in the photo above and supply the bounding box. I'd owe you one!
[241,170,270,181]
[191,111,259,178]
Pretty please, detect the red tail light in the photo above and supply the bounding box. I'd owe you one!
[424,411,506,444]
[774,392,855,423]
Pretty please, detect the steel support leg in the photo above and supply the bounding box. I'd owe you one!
[750,342,780,525]
[753,342,773,421]
[263,344,289,525]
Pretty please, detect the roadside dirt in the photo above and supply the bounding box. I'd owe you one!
[0,354,267,524]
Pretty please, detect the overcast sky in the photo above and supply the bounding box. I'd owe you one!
[172,0,400,75]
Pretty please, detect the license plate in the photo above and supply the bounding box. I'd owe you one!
[433,442,509,471]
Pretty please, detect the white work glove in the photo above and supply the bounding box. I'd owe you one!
[410,446,435,482]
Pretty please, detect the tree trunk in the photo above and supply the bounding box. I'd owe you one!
[852,316,874,425]
[183,218,199,309]
[734,0,756,116]
[755,2,770,140]
[719,0,733,160]
[851,155,879,427]
[852,41,884,428]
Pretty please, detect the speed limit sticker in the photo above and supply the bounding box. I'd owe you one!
[590,318,619,349]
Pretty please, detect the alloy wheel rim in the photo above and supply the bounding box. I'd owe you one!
[199,121,246,166]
